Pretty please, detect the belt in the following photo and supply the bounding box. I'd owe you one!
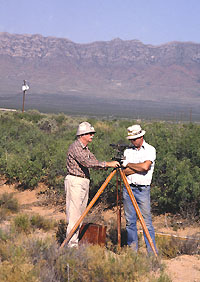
[68,173,90,180]
[130,183,148,188]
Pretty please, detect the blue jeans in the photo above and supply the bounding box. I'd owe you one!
[123,184,157,254]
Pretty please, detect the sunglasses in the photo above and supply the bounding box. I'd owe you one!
[83,132,95,136]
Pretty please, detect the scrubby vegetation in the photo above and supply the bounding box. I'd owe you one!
[0,110,200,219]
[0,234,170,282]
[0,193,20,222]
[0,195,173,282]
[12,213,57,234]
[0,192,199,281]
[0,210,198,282]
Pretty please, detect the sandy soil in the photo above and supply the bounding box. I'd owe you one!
[0,182,200,282]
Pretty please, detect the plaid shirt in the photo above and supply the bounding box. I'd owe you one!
[66,139,106,179]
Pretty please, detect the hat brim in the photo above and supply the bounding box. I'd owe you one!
[77,130,96,136]
[126,130,146,140]
[87,130,96,134]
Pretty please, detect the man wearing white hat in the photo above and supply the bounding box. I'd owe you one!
[122,124,157,254]
[65,121,119,247]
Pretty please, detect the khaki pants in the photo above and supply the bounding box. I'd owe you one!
[64,175,90,247]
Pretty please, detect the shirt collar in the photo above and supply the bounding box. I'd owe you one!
[78,138,87,149]
[133,139,146,150]
[141,139,146,149]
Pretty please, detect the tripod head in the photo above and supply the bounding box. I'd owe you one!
[110,143,132,165]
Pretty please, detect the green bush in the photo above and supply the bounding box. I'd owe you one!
[0,193,19,221]
[0,241,37,282]
[30,214,56,231]
[13,214,31,234]
[0,193,19,213]
[0,111,200,218]
[156,235,200,258]
[12,213,56,234]
[0,228,10,242]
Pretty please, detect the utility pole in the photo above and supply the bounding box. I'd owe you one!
[22,80,29,112]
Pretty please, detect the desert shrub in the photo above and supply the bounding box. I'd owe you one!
[45,140,68,191]
[0,113,49,188]
[0,228,10,242]
[0,111,200,218]
[0,241,11,262]
[55,245,168,282]
[12,213,57,234]
[5,154,44,188]
[52,113,66,125]
[0,243,37,282]
[156,235,200,258]
[0,112,68,189]
[24,238,58,265]
[0,193,20,221]
[0,208,11,222]
[0,227,170,282]
[56,219,67,245]
[38,117,58,133]
[13,213,31,234]
[16,109,45,123]
[30,214,56,231]
[0,193,19,212]
[148,122,200,217]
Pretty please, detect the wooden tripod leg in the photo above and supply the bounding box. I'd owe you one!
[60,169,117,249]
[119,169,157,257]
[116,171,121,248]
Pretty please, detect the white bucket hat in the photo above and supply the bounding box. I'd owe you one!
[126,124,146,140]
[76,122,96,136]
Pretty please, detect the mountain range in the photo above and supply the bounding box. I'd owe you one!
[0,32,200,119]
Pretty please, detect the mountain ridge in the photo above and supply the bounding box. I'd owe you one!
[0,32,200,113]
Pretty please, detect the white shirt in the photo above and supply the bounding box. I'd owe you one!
[123,140,156,186]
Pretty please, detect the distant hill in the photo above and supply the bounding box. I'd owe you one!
[0,32,200,119]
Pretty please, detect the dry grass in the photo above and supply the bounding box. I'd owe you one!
[0,191,199,281]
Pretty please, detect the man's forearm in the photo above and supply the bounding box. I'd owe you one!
[126,160,152,173]
[123,167,136,176]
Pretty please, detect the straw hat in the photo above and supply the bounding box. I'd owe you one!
[126,124,146,140]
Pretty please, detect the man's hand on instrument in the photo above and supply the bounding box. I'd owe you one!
[106,161,120,168]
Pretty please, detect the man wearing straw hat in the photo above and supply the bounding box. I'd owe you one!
[65,121,119,248]
[122,124,157,254]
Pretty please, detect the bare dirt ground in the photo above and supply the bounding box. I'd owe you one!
[0,182,200,282]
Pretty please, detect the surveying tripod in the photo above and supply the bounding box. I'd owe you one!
[60,168,157,257]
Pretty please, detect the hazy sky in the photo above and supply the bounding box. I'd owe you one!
[0,0,200,45]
